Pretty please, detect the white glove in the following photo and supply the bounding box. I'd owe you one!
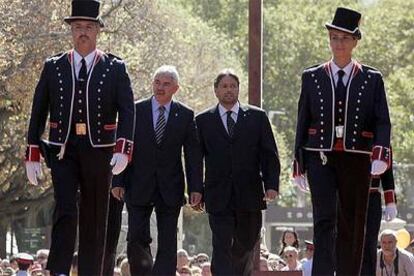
[371,160,388,175]
[110,153,129,175]
[25,161,42,186]
[293,175,310,193]
[383,203,398,221]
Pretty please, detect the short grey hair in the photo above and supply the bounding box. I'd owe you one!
[379,229,397,241]
[153,65,179,83]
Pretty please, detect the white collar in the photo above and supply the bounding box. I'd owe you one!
[330,59,354,77]
[73,49,96,68]
[218,102,240,117]
[151,96,172,113]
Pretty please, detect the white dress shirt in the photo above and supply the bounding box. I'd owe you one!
[331,59,354,86]
[73,49,96,80]
[151,96,172,129]
[218,102,239,134]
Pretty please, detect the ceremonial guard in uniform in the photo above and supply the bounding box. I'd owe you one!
[293,7,392,275]
[24,1,135,275]
[362,163,397,275]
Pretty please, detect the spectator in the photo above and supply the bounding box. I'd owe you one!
[302,240,314,276]
[191,265,202,276]
[406,239,414,255]
[9,255,19,271]
[30,262,44,276]
[116,253,127,269]
[177,265,192,276]
[177,249,190,271]
[16,253,34,276]
[194,253,209,267]
[281,246,302,271]
[279,228,300,255]
[1,258,11,271]
[113,267,122,276]
[3,267,16,276]
[377,229,414,276]
[200,262,212,276]
[35,249,49,271]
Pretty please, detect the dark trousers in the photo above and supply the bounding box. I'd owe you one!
[361,191,382,276]
[126,197,181,276]
[46,138,113,275]
[306,151,370,276]
[208,209,261,276]
[102,194,124,275]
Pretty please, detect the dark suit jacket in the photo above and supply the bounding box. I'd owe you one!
[113,97,203,207]
[196,104,280,212]
[294,61,391,165]
[27,49,135,148]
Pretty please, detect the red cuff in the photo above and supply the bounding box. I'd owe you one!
[115,138,134,162]
[372,146,391,167]
[292,160,301,177]
[25,145,40,162]
[384,190,396,204]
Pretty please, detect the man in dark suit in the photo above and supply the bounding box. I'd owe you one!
[293,7,392,276]
[196,69,280,275]
[112,65,203,275]
[24,1,135,275]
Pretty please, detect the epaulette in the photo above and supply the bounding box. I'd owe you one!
[303,63,324,73]
[107,53,124,62]
[46,52,65,62]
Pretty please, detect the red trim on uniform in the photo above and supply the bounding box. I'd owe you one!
[25,145,40,162]
[115,138,134,162]
[384,190,396,204]
[324,62,331,76]
[372,146,391,168]
[333,139,344,151]
[308,128,317,135]
[361,131,374,138]
[49,122,58,129]
[352,61,362,77]
[104,124,117,131]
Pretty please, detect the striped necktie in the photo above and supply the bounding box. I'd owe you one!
[227,110,235,137]
[155,106,166,144]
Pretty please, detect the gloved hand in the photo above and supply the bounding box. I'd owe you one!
[110,153,129,175]
[25,161,42,186]
[293,175,309,193]
[384,203,398,221]
[371,160,388,175]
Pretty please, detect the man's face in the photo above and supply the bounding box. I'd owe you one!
[381,234,397,256]
[329,29,357,60]
[71,20,100,49]
[214,75,239,107]
[152,73,179,104]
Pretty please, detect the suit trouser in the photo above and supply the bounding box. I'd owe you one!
[126,197,181,276]
[46,138,112,276]
[102,194,124,275]
[208,209,261,276]
[361,191,382,276]
[306,151,370,276]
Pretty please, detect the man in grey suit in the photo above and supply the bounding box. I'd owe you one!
[196,69,280,275]
[112,65,203,275]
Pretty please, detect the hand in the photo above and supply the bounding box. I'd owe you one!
[263,189,278,202]
[384,203,398,221]
[293,175,310,193]
[25,161,42,186]
[190,192,202,207]
[371,160,388,176]
[111,187,125,201]
[110,153,129,175]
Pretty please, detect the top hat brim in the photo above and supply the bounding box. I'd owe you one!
[325,23,361,39]
[64,16,104,28]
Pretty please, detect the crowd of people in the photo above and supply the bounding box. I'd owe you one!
[2,227,414,275]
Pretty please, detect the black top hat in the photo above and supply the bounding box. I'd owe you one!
[64,0,104,27]
[325,7,362,39]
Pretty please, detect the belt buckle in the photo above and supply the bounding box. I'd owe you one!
[335,126,344,138]
[75,123,87,135]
